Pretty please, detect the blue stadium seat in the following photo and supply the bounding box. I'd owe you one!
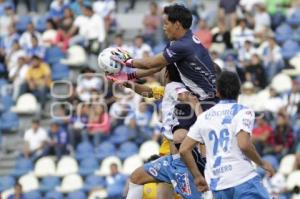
[67,190,87,199]
[0,111,19,132]
[281,40,300,60]
[271,11,286,29]
[287,9,300,26]
[95,141,116,160]
[78,158,99,176]
[0,176,15,192]
[275,24,293,43]
[45,191,64,199]
[24,190,42,199]
[0,95,14,112]
[82,175,105,192]
[0,78,8,87]
[109,125,136,145]
[10,158,33,177]
[15,16,32,33]
[51,63,70,81]
[293,27,300,41]
[35,15,49,32]
[45,46,65,65]
[75,141,95,160]
[39,176,60,193]
[117,142,138,160]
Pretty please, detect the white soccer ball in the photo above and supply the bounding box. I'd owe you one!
[97,47,122,75]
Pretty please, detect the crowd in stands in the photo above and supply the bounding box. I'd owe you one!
[0,0,300,198]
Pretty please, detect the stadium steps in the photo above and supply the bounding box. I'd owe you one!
[0,151,17,176]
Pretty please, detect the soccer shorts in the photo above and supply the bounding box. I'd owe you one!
[212,176,269,199]
[144,154,203,199]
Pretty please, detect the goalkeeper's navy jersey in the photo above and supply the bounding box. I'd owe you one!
[163,30,216,101]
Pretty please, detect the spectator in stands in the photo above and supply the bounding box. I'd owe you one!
[253,3,271,33]
[23,0,38,13]
[244,54,267,89]
[212,19,232,50]
[19,22,42,49]
[106,163,127,199]
[93,0,116,32]
[224,54,246,82]
[48,121,69,160]
[143,1,161,47]
[109,98,131,128]
[76,68,103,101]
[210,50,225,69]
[194,18,212,49]
[125,100,152,143]
[7,183,25,199]
[238,81,258,110]
[86,103,111,146]
[258,35,284,82]
[0,0,14,16]
[238,40,257,66]
[42,19,58,47]
[131,35,152,59]
[6,41,25,76]
[231,18,255,49]
[110,33,131,52]
[0,4,18,37]
[68,103,89,147]
[21,55,51,109]
[23,119,49,162]
[9,56,29,100]
[25,35,46,60]
[282,80,300,119]
[49,0,69,21]
[266,112,294,158]
[253,115,273,155]
[263,87,286,114]
[68,4,106,55]
[218,0,239,28]
[70,0,89,16]
[0,24,19,60]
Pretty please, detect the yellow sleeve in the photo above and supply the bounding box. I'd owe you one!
[151,86,165,99]
[159,137,171,156]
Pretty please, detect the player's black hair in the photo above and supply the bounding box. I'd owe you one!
[217,71,241,100]
[146,154,160,163]
[163,4,192,29]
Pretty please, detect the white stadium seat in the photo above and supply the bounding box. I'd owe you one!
[88,189,108,199]
[286,170,300,190]
[11,93,40,114]
[95,156,122,176]
[34,156,56,177]
[1,188,14,199]
[139,141,160,161]
[56,174,83,193]
[18,173,39,192]
[61,45,87,67]
[278,154,295,175]
[56,156,79,177]
[122,155,143,175]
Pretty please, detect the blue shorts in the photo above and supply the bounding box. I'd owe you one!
[144,155,203,199]
[212,176,269,199]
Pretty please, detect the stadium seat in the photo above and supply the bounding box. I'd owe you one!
[18,173,39,192]
[34,156,56,177]
[88,190,108,199]
[67,190,87,199]
[24,190,42,199]
[51,63,70,81]
[271,11,286,29]
[56,156,79,177]
[44,46,65,65]
[42,29,57,47]
[35,15,48,32]
[95,156,122,176]
[279,154,295,175]
[117,142,138,160]
[0,176,15,192]
[293,26,300,42]
[271,73,293,93]
[45,191,64,199]
[10,158,33,177]
[139,141,160,161]
[78,158,99,176]
[61,45,87,67]
[109,125,136,145]
[0,95,14,112]
[11,93,40,114]
[287,9,300,26]
[82,175,105,192]
[275,24,293,43]
[0,111,19,132]
[263,155,279,170]
[95,141,116,160]
[1,188,14,199]
[15,16,32,33]
[75,141,95,161]
[122,155,143,175]
[39,176,60,193]
[56,174,83,193]
[286,171,300,190]
[281,40,300,60]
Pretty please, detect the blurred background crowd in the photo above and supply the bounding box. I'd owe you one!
[0,0,300,198]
